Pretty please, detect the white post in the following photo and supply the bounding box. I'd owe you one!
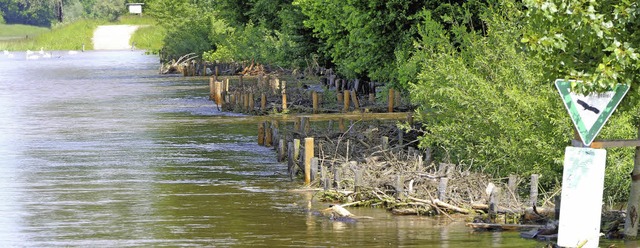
[557,147,606,248]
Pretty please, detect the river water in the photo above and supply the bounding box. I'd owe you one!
[0,51,601,247]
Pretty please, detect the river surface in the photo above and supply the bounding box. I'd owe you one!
[0,51,623,247]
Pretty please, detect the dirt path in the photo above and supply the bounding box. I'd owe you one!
[92,25,141,50]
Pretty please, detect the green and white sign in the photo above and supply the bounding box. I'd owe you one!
[555,79,630,146]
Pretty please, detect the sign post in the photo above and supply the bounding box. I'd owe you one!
[557,147,606,248]
[555,80,629,247]
[555,79,629,146]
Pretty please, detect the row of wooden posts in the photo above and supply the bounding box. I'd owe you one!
[209,75,403,113]
[255,117,546,219]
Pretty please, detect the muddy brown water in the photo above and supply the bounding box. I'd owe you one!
[0,51,627,247]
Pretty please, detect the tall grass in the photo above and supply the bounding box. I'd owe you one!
[0,19,104,51]
[0,24,50,40]
[130,25,165,54]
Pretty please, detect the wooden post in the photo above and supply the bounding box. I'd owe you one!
[489,187,501,221]
[243,93,249,111]
[321,163,329,190]
[397,130,404,147]
[337,88,343,104]
[388,88,395,112]
[209,77,215,100]
[300,117,308,137]
[287,141,296,180]
[310,157,318,181]
[304,118,311,135]
[293,139,300,170]
[281,80,287,111]
[343,90,350,112]
[381,136,389,150]
[271,121,279,150]
[530,174,539,206]
[257,122,265,146]
[215,81,223,107]
[229,94,236,109]
[350,90,360,111]
[214,66,219,82]
[438,177,449,201]
[282,93,287,111]
[260,93,266,111]
[304,137,314,186]
[333,164,341,189]
[248,92,254,111]
[625,126,640,238]
[354,164,362,193]
[395,89,401,108]
[338,118,346,133]
[508,174,518,203]
[278,139,286,162]
[369,81,375,103]
[395,175,404,199]
[312,91,319,114]
[265,122,273,147]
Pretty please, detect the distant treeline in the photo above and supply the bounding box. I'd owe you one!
[0,0,137,27]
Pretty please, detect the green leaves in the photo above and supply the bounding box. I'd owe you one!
[401,2,571,185]
[522,0,640,94]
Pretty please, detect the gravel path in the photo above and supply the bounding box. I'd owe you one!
[92,25,141,50]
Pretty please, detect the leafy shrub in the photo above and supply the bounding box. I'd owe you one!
[401,6,572,187]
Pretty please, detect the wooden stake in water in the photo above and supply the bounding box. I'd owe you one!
[257,122,265,146]
[350,90,360,111]
[304,137,314,186]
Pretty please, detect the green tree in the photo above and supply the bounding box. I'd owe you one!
[146,0,214,60]
[294,0,426,81]
[522,0,640,94]
[401,2,572,186]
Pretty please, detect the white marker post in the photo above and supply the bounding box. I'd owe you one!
[557,147,606,248]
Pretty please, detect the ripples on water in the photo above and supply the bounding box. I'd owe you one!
[0,51,560,247]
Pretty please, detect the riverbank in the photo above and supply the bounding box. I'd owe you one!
[167,69,628,243]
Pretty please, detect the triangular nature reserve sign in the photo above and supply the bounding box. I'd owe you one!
[555,79,630,146]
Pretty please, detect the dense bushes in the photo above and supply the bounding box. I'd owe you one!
[399,6,571,187]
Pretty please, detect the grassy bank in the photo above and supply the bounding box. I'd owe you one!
[0,19,103,51]
[116,15,165,53]
[0,24,50,41]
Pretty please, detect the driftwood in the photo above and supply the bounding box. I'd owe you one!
[407,196,470,214]
[160,53,198,74]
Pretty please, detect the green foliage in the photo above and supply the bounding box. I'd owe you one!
[402,4,572,186]
[0,23,49,39]
[130,25,164,53]
[522,0,640,94]
[146,0,214,60]
[0,0,57,26]
[88,0,126,21]
[294,0,424,82]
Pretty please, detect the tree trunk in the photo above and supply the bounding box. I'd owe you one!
[624,126,640,239]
